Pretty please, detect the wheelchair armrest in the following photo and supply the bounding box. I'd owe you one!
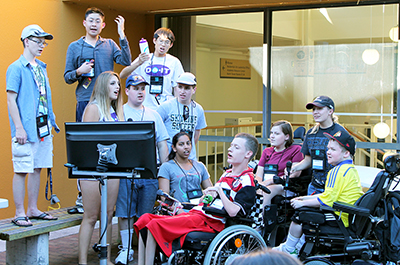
[182,202,197,210]
[320,205,335,212]
[203,206,229,217]
[333,201,370,217]
[297,206,326,224]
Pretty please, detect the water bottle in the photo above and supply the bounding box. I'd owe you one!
[139,38,149,54]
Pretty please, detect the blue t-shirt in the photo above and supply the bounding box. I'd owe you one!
[6,55,59,142]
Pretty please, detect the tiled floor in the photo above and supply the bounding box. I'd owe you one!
[0,223,138,265]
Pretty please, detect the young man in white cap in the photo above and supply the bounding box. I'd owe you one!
[120,28,184,110]
[114,74,169,264]
[157,72,207,160]
[6,24,59,227]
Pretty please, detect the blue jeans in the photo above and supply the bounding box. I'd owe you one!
[76,101,89,122]
[115,178,158,218]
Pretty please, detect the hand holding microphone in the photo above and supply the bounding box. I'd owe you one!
[285,161,292,188]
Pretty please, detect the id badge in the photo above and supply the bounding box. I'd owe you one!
[36,115,50,138]
[150,76,163,94]
[312,159,324,170]
[263,164,278,181]
[82,78,91,89]
[311,149,325,171]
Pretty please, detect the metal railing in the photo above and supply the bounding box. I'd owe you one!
[197,122,396,184]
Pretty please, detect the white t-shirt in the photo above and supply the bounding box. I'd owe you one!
[134,53,184,110]
[157,98,207,160]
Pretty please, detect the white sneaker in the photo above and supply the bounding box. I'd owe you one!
[115,246,134,265]
[295,241,304,252]
[75,193,83,207]
[272,243,299,258]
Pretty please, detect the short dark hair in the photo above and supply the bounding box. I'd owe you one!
[85,7,105,21]
[234,133,258,161]
[154,28,175,43]
[272,120,294,148]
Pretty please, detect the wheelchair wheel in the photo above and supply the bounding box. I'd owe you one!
[303,257,335,265]
[203,225,266,265]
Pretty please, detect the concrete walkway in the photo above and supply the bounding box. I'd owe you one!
[0,218,138,265]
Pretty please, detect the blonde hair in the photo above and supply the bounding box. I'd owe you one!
[89,71,123,121]
[310,113,339,134]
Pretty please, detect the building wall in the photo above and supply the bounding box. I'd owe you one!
[0,0,153,218]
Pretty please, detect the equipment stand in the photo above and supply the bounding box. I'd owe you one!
[70,168,137,265]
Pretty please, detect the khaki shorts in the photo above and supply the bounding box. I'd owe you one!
[11,135,53,173]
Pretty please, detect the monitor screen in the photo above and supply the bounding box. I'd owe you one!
[65,121,157,179]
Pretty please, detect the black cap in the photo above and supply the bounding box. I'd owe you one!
[324,130,356,156]
[306,96,335,110]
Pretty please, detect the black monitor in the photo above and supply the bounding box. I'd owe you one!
[65,121,157,179]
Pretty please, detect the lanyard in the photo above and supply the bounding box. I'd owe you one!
[176,99,193,131]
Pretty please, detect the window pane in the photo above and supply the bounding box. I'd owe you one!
[271,4,398,155]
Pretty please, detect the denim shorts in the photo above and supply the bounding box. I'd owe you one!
[11,135,53,173]
[115,178,158,218]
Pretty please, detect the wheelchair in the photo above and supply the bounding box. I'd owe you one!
[153,182,268,265]
[263,171,311,247]
[295,153,400,265]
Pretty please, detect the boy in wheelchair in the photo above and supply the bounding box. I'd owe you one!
[134,133,258,265]
[274,130,363,257]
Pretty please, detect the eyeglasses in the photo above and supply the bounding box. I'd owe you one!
[183,105,189,121]
[28,38,48,47]
[157,38,171,46]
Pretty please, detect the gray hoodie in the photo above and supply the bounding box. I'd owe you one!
[64,36,131,101]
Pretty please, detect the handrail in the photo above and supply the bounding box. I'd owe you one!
[203,122,305,130]
[199,121,389,181]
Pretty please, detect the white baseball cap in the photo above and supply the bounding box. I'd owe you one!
[21,24,53,41]
[177,72,197,86]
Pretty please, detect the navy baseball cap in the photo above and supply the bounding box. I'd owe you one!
[306,96,335,110]
[126,74,149,88]
[324,130,356,156]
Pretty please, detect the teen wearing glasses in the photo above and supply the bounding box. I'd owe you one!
[157,72,207,160]
[7,25,59,227]
[120,27,184,110]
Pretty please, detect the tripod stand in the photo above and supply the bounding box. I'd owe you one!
[68,166,141,265]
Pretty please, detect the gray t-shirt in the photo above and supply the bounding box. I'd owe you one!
[158,159,210,203]
[157,98,207,160]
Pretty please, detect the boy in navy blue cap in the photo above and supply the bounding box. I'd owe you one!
[114,74,169,264]
[274,130,363,258]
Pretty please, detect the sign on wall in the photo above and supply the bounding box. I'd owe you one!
[220,58,251,79]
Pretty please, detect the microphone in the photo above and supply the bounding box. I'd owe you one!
[285,161,292,188]
[127,118,133,122]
